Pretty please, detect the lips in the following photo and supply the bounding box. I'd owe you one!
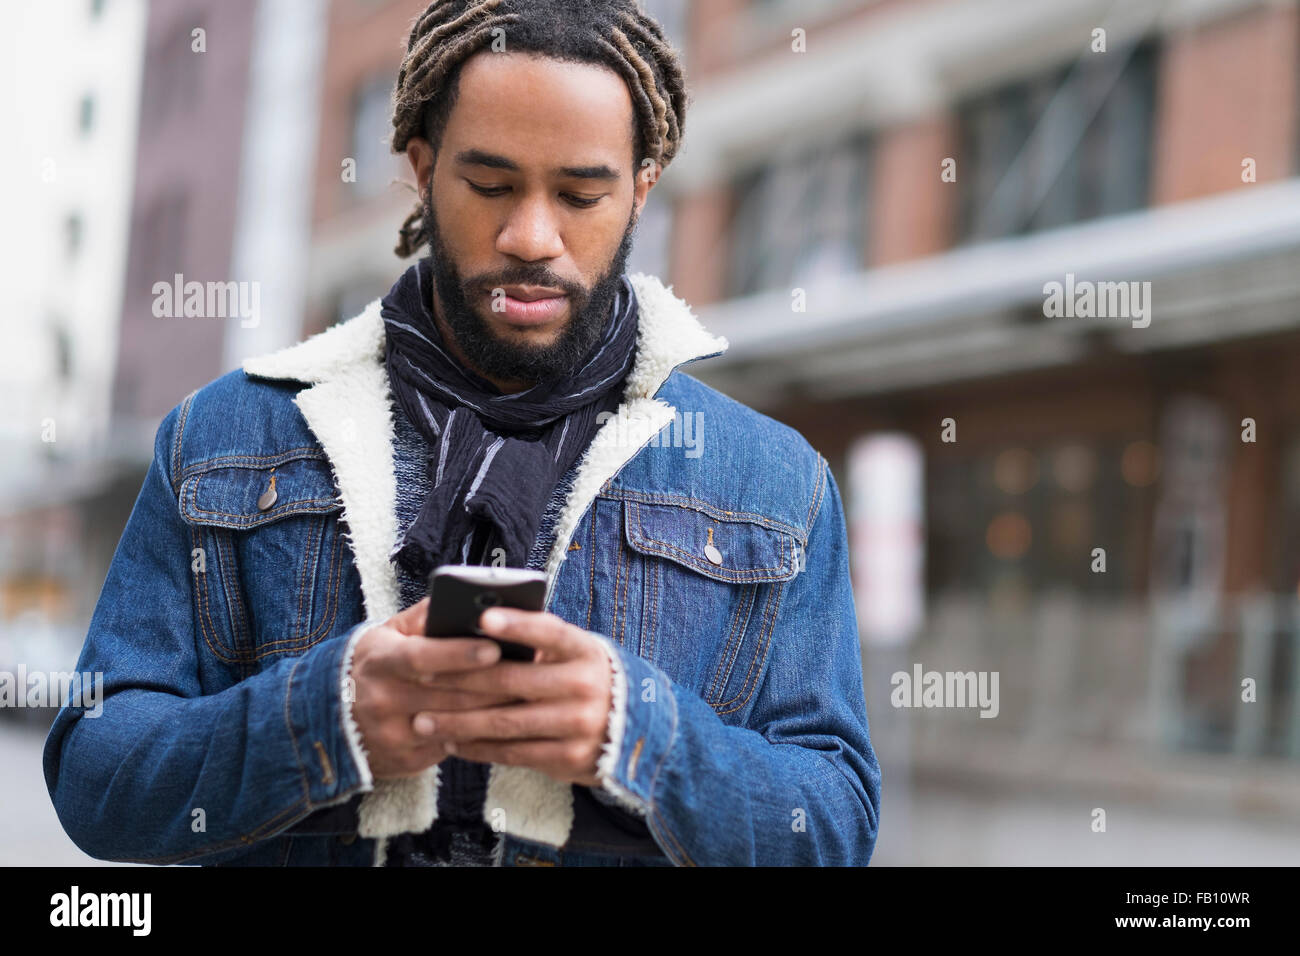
[483,285,569,325]
[497,285,566,303]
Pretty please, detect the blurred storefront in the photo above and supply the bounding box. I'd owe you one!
[667,0,1300,851]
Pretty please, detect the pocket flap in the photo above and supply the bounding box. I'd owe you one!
[179,454,343,529]
[622,498,802,583]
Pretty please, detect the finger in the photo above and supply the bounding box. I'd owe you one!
[389,596,430,636]
[370,634,501,682]
[477,608,595,661]
[377,680,523,716]
[426,659,592,701]
[422,701,598,742]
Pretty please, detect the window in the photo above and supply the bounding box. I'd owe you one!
[957,40,1158,241]
[142,18,204,129]
[728,130,870,296]
[348,74,399,199]
[927,438,1154,598]
[50,322,73,382]
[78,93,95,135]
[64,213,84,259]
[130,192,188,299]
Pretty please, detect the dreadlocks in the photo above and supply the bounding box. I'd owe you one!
[389,0,689,257]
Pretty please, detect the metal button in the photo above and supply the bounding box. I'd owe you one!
[704,544,723,565]
[257,468,278,511]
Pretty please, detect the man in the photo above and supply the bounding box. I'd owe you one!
[44,0,881,866]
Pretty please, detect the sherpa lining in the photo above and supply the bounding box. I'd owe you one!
[242,274,727,864]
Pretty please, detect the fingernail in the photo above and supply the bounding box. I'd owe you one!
[481,608,505,630]
[445,739,457,755]
[414,714,436,736]
[477,643,499,664]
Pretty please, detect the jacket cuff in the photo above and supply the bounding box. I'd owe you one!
[585,630,676,818]
[339,618,381,794]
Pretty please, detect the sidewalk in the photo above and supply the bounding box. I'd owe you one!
[0,716,130,866]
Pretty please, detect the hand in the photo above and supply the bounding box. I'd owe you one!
[414,608,614,787]
[350,596,523,780]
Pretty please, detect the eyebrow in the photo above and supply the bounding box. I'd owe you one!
[454,148,621,181]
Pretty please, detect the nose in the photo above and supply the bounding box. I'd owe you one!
[495,193,565,262]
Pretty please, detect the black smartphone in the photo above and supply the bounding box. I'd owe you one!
[424,565,547,662]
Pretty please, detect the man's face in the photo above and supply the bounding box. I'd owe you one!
[407,52,657,389]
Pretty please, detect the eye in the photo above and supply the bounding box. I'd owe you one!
[562,193,604,209]
[467,181,509,198]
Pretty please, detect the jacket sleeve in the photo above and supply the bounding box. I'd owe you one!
[590,455,882,865]
[42,399,375,865]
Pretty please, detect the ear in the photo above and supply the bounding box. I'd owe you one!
[406,136,437,196]
[632,159,661,218]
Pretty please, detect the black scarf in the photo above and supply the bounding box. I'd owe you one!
[381,256,639,580]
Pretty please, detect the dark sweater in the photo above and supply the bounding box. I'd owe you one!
[381,382,622,866]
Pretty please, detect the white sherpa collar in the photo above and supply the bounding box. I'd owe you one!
[242,272,727,865]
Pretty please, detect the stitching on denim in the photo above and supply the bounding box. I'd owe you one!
[643,686,694,866]
[284,653,312,804]
[600,490,806,543]
[630,539,793,582]
[651,805,695,867]
[215,529,251,662]
[171,391,196,497]
[185,488,342,523]
[115,799,312,864]
[585,505,597,631]
[717,580,785,715]
[646,546,659,661]
[294,513,316,638]
[247,517,343,658]
[613,515,624,650]
[626,499,795,582]
[704,576,751,704]
[179,447,327,480]
[707,582,757,707]
[717,581,782,714]
[290,516,343,649]
[804,454,828,538]
[181,468,342,528]
[191,525,240,664]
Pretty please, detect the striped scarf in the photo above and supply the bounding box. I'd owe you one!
[380,255,639,580]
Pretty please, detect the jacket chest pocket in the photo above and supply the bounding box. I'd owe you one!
[179,454,357,671]
[612,496,803,719]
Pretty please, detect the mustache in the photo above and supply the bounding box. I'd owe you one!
[467,267,586,300]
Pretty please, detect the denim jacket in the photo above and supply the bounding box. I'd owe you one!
[43,273,882,866]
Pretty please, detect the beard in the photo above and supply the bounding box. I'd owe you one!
[421,180,638,388]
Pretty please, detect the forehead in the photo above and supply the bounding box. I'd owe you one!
[445,51,637,166]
